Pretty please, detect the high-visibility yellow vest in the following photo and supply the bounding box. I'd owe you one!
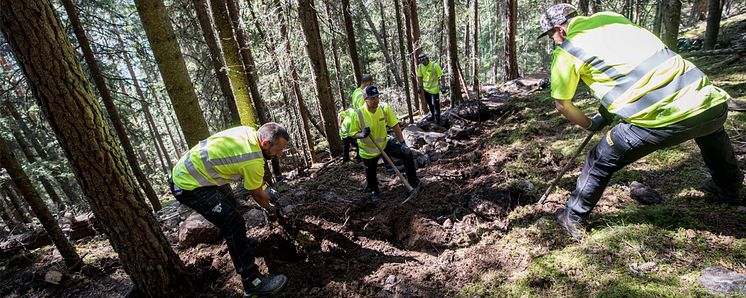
[338,108,355,139]
[351,87,365,110]
[349,103,399,159]
[417,62,443,94]
[550,12,729,128]
[172,126,265,191]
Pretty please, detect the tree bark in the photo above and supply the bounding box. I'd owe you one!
[341,0,363,85]
[193,0,241,127]
[659,0,682,51]
[63,0,161,212]
[472,0,479,98]
[703,0,721,50]
[464,0,471,71]
[226,0,270,125]
[357,0,403,87]
[406,0,428,113]
[324,2,348,110]
[133,0,210,147]
[297,0,344,158]
[0,134,81,269]
[274,0,318,163]
[578,0,590,15]
[394,0,414,123]
[503,0,519,80]
[0,0,194,295]
[2,183,32,223]
[0,188,27,231]
[445,0,464,105]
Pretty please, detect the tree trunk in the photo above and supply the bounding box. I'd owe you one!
[0,188,27,231]
[472,0,479,98]
[324,2,348,110]
[578,0,590,15]
[357,0,404,87]
[341,0,363,85]
[0,134,81,269]
[2,183,32,223]
[274,0,318,163]
[405,0,429,114]
[503,0,519,80]
[464,0,471,73]
[297,0,344,158]
[0,0,194,295]
[193,0,241,127]
[209,0,259,127]
[445,0,464,105]
[653,0,662,36]
[659,0,681,51]
[63,0,161,212]
[394,0,414,123]
[133,0,210,147]
[703,0,721,50]
[688,0,708,25]
[226,0,270,125]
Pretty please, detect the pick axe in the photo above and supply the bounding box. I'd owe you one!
[367,135,422,204]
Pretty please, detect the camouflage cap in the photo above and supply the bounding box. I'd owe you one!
[537,3,578,39]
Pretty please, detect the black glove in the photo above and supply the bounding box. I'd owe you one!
[265,187,280,202]
[264,204,280,222]
[361,127,371,138]
[399,143,411,155]
[586,113,609,131]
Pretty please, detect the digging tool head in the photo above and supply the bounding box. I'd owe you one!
[401,181,424,205]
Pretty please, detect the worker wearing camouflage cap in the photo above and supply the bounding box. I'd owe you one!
[539,3,743,239]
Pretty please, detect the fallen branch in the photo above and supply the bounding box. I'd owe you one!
[0,213,98,256]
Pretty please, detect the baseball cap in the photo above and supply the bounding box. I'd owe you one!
[537,3,578,39]
[364,85,381,99]
[417,53,428,62]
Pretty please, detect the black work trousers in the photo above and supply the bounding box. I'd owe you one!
[170,181,260,284]
[363,138,419,193]
[424,92,441,123]
[567,103,743,217]
[343,136,358,162]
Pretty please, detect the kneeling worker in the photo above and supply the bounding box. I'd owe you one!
[169,122,289,297]
[349,85,421,200]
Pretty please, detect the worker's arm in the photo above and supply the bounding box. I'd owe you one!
[249,187,271,209]
[392,124,405,143]
[554,100,592,129]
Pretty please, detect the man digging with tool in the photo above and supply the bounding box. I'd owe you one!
[169,123,289,296]
[540,4,744,240]
[349,85,422,201]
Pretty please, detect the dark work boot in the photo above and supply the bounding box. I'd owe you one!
[555,208,584,240]
[243,274,287,297]
[702,179,743,205]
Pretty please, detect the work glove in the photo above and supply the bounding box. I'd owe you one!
[265,187,280,202]
[264,204,280,222]
[585,106,614,132]
[361,127,371,138]
[399,142,411,155]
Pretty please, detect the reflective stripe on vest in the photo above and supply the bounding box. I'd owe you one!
[183,140,264,187]
[419,63,437,85]
[356,107,388,155]
[559,40,701,118]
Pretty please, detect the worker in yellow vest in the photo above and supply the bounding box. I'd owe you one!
[348,85,421,200]
[338,107,359,162]
[416,53,445,124]
[539,4,743,239]
[350,74,373,110]
[169,122,289,296]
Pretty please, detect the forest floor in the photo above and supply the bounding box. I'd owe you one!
[3,15,746,298]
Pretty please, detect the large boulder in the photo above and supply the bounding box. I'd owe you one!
[444,100,489,122]
[699,267,746,295]
[402,126,446,148]
[178,213,221,248]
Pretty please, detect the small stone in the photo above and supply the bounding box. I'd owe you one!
[293,190,307,198]
[317,184,329,191]
[442,218,453,229]
[385,274,397,285]
[629,181,663,205]
[699,266,746,294]
[244,209,267,228]
[282,204,295,215]
[416,155,429,167]
[309,287,321,295]
[44,270,63,284]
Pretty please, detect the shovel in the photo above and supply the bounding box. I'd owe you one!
[538,131,595,204]
[367,135,422,204]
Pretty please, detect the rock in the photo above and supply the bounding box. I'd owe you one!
[521,180,535,191]
[316,184,329,191]
[468,195,503,219]
[243,209,267,229]
[292,190,307,198]
[402,126,446,147]
[323,191,339,201]
[429,153,441,162]
[282,204,295,215]
[448,100,489,121]
[416,155,429,167]
[385,274,397,285]
[446,125,470,140]
[629,181,663,205]
[442,218,453,229]
[44,270,63,284]
[698,267,746,294]
[178,213,221,248]
[500,74,549,93]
